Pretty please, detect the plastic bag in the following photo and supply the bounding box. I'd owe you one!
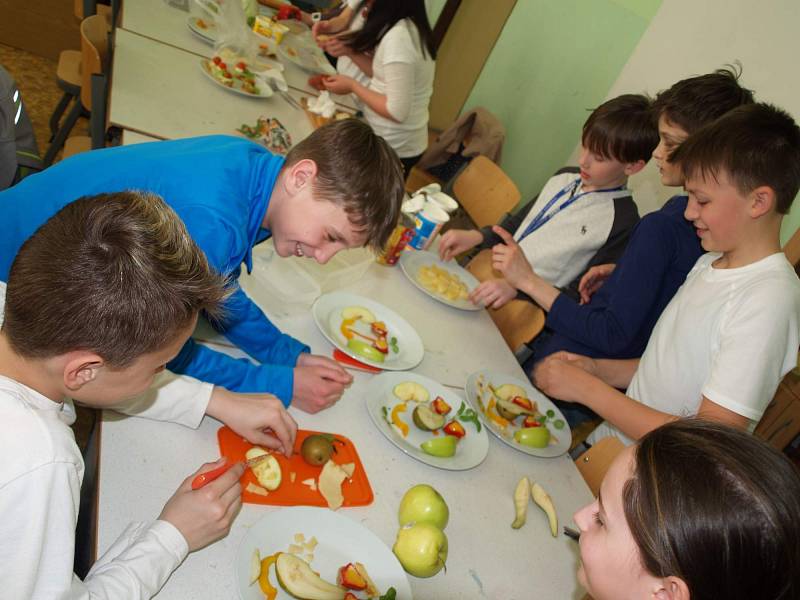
[196,0,258,64]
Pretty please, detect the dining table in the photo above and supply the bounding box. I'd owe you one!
[117,0,358,108]
[96,218,593,599]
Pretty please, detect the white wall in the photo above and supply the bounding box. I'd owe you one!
[569,0,800,243]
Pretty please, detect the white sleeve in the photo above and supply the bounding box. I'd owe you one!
[0,462,187,600]
[110,370,213,429]
[702,279,800,421]
[382,60,414,122]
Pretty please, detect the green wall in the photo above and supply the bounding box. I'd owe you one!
[463,0,661,203]
[782,196,800,245]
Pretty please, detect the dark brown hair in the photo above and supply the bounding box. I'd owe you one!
[652,65,755,135]
[344,0,436,60]
[284,118,405,250]
[3,191,230,366]
[582,93,659,163]
[671,103,800,214]
[623,419,800,600]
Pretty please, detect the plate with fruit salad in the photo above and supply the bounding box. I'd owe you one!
[237,506,411,600]
[464,369,571,458]
[365,372,489,470]
[312,292,424,371]
[200,55,274,98]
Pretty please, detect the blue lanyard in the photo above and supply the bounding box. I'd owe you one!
[518,177,625,241]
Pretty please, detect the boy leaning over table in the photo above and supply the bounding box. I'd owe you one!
[534,102,800,446]
[0,119,406,414]
[0,192,297,599]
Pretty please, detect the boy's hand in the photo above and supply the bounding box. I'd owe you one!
[468,278,516,309]
[320,37,351,58]
[160,459,244,552]
[532,351,598,402]
[292,353,353,413]
[321,74,353,94]
[490,226,534,289]
[438,229,483,261]
[207,388,297,457]
[577,263,616,304]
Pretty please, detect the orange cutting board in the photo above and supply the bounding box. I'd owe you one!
[217,426,374,507]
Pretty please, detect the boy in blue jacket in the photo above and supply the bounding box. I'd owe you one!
[0,119,404,413]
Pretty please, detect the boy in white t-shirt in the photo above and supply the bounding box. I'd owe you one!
[533,102,800,444]
[0,191,297,598]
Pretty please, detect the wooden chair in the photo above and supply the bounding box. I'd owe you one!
[47,14,109,164]
[466,248,545,352]
[449,155,520,228]
[574,436,625,496]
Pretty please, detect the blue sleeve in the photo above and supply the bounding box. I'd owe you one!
[167,338,295,405]
[545,215,676,355]
[217,286,309,366]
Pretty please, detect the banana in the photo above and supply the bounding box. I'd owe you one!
[275,553,346,600]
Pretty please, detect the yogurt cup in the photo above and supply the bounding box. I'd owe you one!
[408,202,450,250]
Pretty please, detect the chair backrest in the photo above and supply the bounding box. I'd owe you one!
[451,155,520,228]
[783,227,800,271]
[79,14,109,110]
[574,436,625,496]
[466,248,546,351]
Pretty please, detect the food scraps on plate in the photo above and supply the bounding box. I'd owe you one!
[417,264,469,302]
[237,116,293,155]
[249,533,396,600]
[381,381,481,458]
[475,375,564,448]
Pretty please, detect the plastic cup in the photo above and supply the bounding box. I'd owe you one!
[425,191,459,214]
[408,202,450,251]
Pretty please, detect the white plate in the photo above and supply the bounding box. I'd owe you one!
[399,251,482,311]
[278,38,336,75]
[186,15,217,43]
[312,292,424,370]
[464,369,571,457]
[365,372,489,471]
[236,507,412,600]
[199,59,274,98]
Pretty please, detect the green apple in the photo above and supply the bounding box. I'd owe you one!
[514,426,550,448]
[392,522,448,578]
[346,338,385,363]
[420,436,457,458]
[398,484,449,529]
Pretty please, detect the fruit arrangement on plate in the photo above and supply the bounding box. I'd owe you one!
[249,534,398,600]
[416,264,469,302]
[474,375,565,449]
[340,306,399,365]
[382,380,481,458]
[203,55,263,95]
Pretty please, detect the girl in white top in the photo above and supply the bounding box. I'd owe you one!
[318,0,436,176]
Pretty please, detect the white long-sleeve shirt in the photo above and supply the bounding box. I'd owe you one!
[0,281,216,599]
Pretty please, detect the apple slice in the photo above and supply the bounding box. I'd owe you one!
[393,381,430,403]
[341,305,376,323]
[275,553,346,600]
[245,447,282,490]
[494,383,527,401]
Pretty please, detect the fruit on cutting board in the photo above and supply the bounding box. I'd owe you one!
[412,404,445,431]
[398,484,449,529]
[341,306,376,323]
[301,434,337,466]
[420,435,457,458]
[393,381,430,403]
[245,447,282,490]
[392,522,448,578]
[346,338,385,363]
[275,553,346,600]
[514,426,551,448]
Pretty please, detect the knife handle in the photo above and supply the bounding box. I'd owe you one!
[191,460,236,490]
